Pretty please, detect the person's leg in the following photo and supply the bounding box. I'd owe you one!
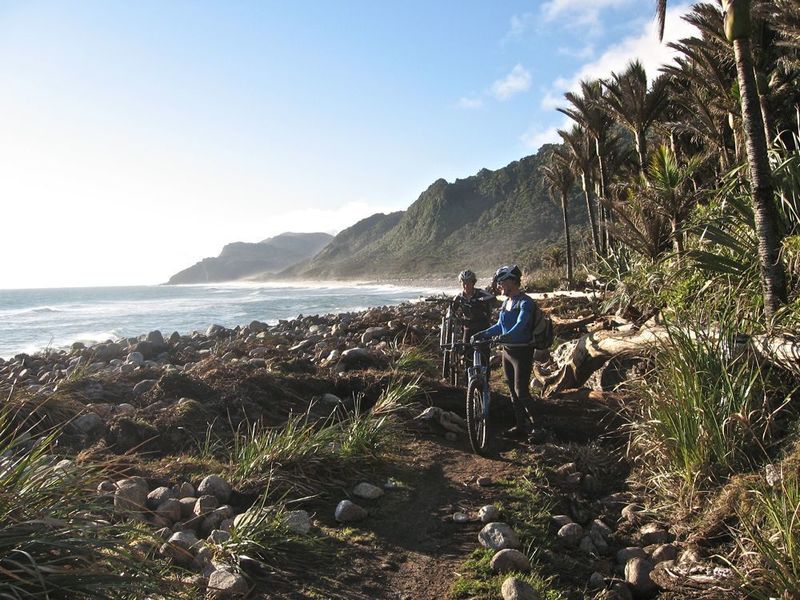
[507,348,535,429]
[463,326,475,369]
[503,349,531,433]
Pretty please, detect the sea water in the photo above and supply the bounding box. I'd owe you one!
[0,282,455,359]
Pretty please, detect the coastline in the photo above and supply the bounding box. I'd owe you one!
[0,281,459,360]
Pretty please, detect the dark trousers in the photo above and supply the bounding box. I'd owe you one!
[502,346,534,428]
[463,326,490,370]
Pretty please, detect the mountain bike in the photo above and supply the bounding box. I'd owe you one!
[438,298,465,386]
[460,338,539,455]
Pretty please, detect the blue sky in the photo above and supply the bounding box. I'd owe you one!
[0,0,695,288]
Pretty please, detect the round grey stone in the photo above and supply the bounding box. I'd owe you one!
[557,522,584,547]
[625,557,657,596]
[197,475,232,503]
[478,522,520,551]
[335,499,367,523]
[479,505,501,523]
[284,510,312,535]
[616,546,648,565]
[352,482,384,500]
[490,549,531,574]
[207,569,248,598]
[501,576,539,600]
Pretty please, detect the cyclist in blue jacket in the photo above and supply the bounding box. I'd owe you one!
[471,265,537,439]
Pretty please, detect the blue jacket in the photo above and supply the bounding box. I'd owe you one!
[474,293,536,344]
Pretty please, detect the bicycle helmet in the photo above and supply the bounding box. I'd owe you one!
[458,269,477,284]
[494,264,521,283]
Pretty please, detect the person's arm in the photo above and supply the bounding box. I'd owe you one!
[471,315,502,341]
[499,298,533,342]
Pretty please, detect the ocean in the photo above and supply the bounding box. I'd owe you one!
[0,282,455,360]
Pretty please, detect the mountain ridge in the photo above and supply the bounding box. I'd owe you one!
[166,232,333,284]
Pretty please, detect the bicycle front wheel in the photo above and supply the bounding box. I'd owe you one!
[466,378,490,455]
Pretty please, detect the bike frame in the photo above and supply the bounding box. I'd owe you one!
[467,343,491,421]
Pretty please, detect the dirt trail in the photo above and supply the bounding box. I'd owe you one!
[375,435,520,599]
[297,406,531,600]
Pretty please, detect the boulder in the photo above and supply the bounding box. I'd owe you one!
[361,327,389,344]
[490,548,531,574]
[197,475,232,503]
[478,522,520,551]
[479,505,501,523]
[557,522,584,547]
[501,576,539,600]
[284,510,312,535]
[625,557,657,597]
[114,478,148,518]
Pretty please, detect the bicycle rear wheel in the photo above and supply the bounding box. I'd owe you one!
[466,378,490,454]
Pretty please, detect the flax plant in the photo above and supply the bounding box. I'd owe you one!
[0,409,165,599]
[734,467,800,598]
[230,412,336,483]
[631,302,789,503]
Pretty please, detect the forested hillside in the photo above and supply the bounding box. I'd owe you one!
[294,149,586,279]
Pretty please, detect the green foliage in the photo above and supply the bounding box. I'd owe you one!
[228,377,419,482]
[630,302,793,504]
[336,377,417,458]
[392,344,438,376]
[734,468,800,598]
[298,151,585,279]
[0,408,165,599]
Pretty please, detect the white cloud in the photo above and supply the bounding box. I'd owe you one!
[457,96,484,110]
[558,44,595,60]
[521,122,565,150]
[504,13,537,42]
[542,3,696,111]
[541,0,633,21]
[539,0,635,35]
[490,64,532,101]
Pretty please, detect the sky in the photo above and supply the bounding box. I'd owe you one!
[0,0,697,289]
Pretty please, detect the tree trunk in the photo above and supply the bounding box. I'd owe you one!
[580,172,601,257]
[635,129,648,179]
[755,70,774,148]
[595,137,609,256]
[561,193,574,285]
[671,217,684,264]
[733,36,788,319]
[537,324,800,397]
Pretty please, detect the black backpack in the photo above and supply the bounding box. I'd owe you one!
[531,303,555,350]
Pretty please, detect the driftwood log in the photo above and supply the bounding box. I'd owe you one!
[537,323,800,399]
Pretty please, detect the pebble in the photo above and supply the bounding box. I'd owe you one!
[335,499,367,523]
[352,482,384,500]
[479,505,500,523]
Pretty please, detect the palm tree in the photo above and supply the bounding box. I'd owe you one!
[599,61,671,179]
[657,0,787,318]
[601,185,673,263]
[645,145,704,260]
[558,79,614,253]
[558,125,602,257]
[541,148,576,284]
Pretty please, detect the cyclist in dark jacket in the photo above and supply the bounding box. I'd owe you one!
[454,269,495,368]
[471,265,538,439]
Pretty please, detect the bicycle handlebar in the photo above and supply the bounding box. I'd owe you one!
[443,338,538,349]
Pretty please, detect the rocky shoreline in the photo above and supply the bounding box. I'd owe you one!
[0,295,746,599]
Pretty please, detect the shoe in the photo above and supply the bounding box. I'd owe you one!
[503,425,531,439]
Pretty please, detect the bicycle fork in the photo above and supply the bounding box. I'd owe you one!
[468,363,491,420]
